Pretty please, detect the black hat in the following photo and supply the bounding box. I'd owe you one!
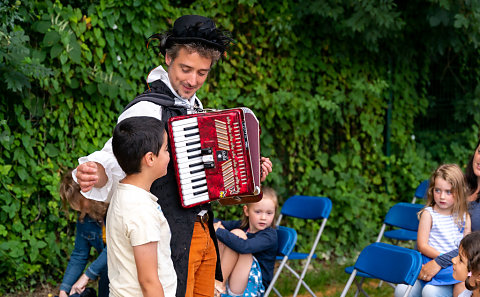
[148,15,232,56]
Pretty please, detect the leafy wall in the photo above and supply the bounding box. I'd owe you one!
[1,0,479,292]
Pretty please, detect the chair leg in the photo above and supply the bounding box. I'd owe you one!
[272,286,282,297]
[265,255,289,297]
[284,264,317,296]
[292,218,328,297]
[354,277,370,297]
[340,269,358,297]
[403,285,413,297]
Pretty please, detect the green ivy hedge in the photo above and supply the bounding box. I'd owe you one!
[1,0,479,292]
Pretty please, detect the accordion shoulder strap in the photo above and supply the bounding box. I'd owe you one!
[123,92,185,120]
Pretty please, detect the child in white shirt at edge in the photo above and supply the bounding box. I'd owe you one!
[107,116,176,297]
[452,231,480,297]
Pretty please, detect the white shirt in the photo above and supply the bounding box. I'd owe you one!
[106,183,176,297]
[73,66,202,202]
[458,290,472,297]
[425,206,465,253]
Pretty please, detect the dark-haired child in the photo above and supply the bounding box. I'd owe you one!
[452,231,480,297]
[107,116,176,297]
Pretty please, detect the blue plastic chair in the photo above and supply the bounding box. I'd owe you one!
[411,180,429,204]
[380,202,424,242]
[345,202,424,294]
[265,226,297,297]
[275,195,332,297]
[340,242,422,297]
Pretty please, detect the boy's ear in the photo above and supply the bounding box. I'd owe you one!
[143,152,155,167]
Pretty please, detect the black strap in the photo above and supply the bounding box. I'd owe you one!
[123,93,175,112]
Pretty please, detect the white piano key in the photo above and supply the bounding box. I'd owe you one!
[176,157,203,169]
[172,124,198,133]
[171,117,198,128]
[173,133,201,144]
[176,149,201,159]
[182,193,210,206]
[180,179,207,190]
[179,171,206,184]
[181,185,208,196]
[173,128,199,138]
[178,164,204,175]
[174,143,201,154]
[173,140,201,151]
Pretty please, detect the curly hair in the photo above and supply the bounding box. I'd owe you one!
[165,43,222,66]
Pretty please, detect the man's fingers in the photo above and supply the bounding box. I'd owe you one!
[77,171,99,182]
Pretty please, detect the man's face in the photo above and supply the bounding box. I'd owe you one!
[165,47,212,99]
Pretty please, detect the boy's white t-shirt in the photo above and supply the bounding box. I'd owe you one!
[106,182,176,297]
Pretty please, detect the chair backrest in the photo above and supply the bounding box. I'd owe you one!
[384,202,424,231]
[280,195,332,219]
[354,242,422,285]
[414,180,429,200]
[276,226,297,257]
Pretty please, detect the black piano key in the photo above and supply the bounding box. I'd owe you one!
[189,162,203,168]
[192,182,207,189]
[186,140,201,146]
[188,153,202,159]
[190,168,204,174]
[194,189,209,196]
[185,132,200,138]
[191,177,205,183]
[187,147,200,153]
[183,126,197,131]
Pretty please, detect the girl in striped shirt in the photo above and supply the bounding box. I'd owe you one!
[416,164,471,297]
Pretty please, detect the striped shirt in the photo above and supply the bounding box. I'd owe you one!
[426,206,465,253]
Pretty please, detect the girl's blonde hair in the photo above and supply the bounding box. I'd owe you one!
[422,163,468,227]
[59,169,108,222]
[239,187,279,230]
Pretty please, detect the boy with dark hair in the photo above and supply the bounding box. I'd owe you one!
[107,116,175,297]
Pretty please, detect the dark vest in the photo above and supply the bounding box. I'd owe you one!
[124,80,222,296]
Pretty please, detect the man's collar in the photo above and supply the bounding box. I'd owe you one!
[146,65,202,109]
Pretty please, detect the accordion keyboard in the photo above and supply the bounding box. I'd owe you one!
[171,117,210,206]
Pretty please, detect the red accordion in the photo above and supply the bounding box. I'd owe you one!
[168,108,262,208]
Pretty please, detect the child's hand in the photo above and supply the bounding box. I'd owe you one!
[59,291,69,297]
[214,222,224,231]
[69,274,89,295]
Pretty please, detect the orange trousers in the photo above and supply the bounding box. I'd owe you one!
[185,221,217,297]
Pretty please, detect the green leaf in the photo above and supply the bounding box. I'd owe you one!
[44,143,60,157]
[32,21,51,33]
[50,44,63,58]
[17,166,28,181]
[68,40,82,64]
[43,31,61,47]
[0,165,12,175]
